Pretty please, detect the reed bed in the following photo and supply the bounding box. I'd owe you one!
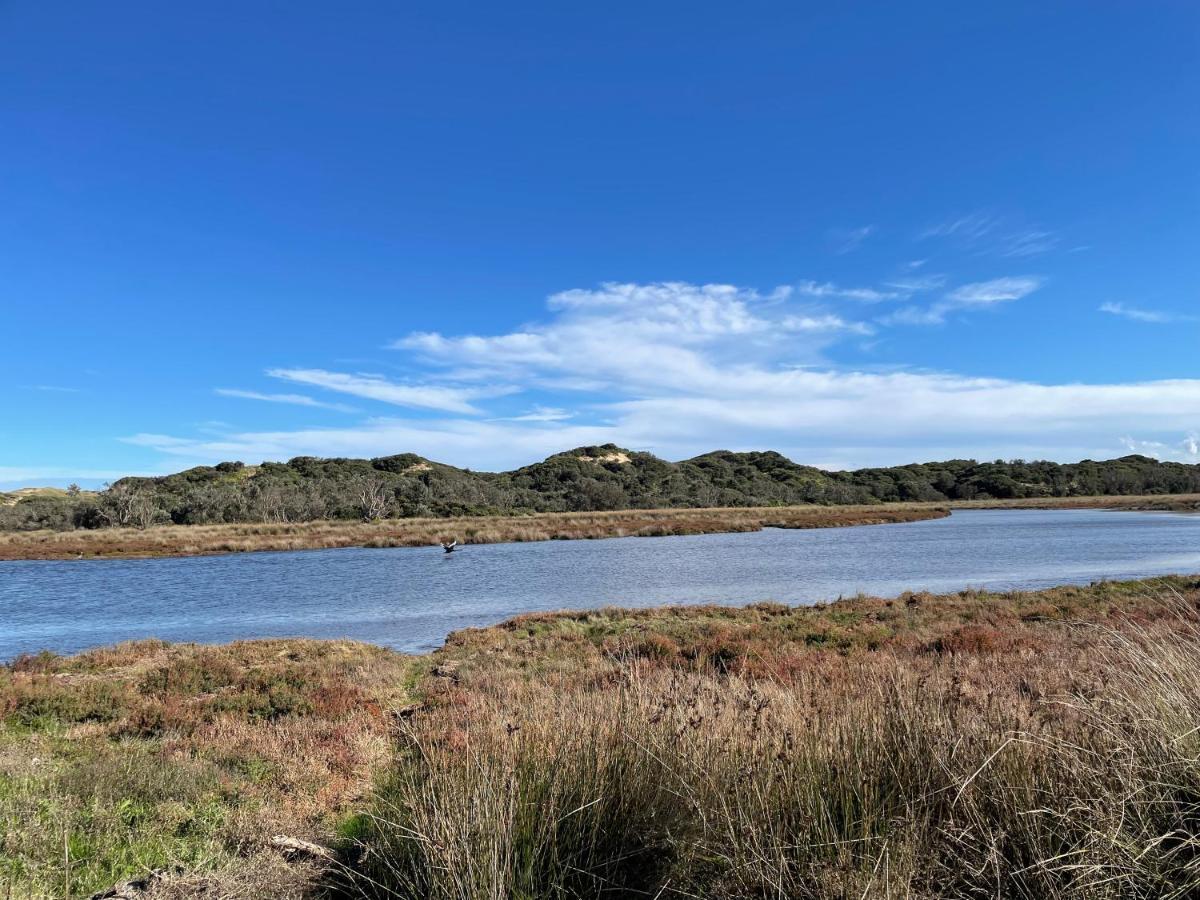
[338,578,1200,899]
[0,504,949,560]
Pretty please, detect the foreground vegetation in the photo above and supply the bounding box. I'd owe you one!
[0,640,409,898]
[7,576,1200,896]
[0,504,948,560]
[5,444,1200,534]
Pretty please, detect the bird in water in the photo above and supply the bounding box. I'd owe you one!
[441,539,458,554]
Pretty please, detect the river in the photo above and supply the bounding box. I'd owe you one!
[2,508,1199,659]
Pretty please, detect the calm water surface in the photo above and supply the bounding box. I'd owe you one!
[3,508,1199,659]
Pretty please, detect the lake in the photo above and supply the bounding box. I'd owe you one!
[2,508,1199,660]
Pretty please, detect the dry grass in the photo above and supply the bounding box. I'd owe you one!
[337,575,1200,898]
[0,504,950,561]
[0,639,410,899]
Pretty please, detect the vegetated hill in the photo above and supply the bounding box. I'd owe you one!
[3,445,1200,532]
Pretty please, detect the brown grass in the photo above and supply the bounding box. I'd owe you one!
[0,639,410,898]
[0,504,950,560]
[340,575,1200,898]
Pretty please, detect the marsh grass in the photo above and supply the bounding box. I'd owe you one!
[0,504,951,560]
[339,579,1200,899]
[0,639,410,898]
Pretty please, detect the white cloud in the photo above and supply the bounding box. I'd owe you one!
[120,371,1200,473]
[1119,434,1200,462]
[884,274,947,294]
[501,406,575,422]
[114,278,1200,472]
[1100,302,1194,324]
[794,280,901,302]
[919,212,997,242]
[216,388,358,413]
[1001,229,1060,258]
[123,420,619,472]
[398,282,870,398]
[885,276,1041,325]
[265,368,508,414]
[921,213,1059,258]
[829,224,875,254]
[781,314,874,335]
[947,277,1042,306]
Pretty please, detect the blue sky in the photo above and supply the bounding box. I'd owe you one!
[2,1,1198,487]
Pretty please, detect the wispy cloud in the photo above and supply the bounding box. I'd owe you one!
[921,212,1060,258]
[1000,229,1060,258]
[265,368,508,414]
[216,389,359,412]
[782,314,874,335]
[501,406,575,423]
[947,276,1042,306]
[1100,302,1195,324]
[794,280,901,302]
[885,276,1042,325]
[24,385,81,393]
[829,224,875,254]
[883,273,947,294]
[919,212,997,242]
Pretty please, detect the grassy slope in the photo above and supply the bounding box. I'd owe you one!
[5,575,1200,897]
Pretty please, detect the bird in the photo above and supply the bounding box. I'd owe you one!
[441,539,458,553]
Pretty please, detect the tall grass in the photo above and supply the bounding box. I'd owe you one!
[342,599,1200,898]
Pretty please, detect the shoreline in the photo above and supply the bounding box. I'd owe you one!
[1,493,1197,562]
[0,503,950,561]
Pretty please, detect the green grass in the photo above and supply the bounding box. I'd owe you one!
[0,639,410,898]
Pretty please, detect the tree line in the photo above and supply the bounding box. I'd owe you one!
[4,445,1200,532]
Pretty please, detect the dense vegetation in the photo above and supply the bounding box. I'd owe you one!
[5,445,1200,532]
[7,576,1200,897]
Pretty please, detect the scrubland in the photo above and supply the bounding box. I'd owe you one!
[6,576,1200,897]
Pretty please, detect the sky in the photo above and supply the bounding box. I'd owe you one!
[2,1,1198,488]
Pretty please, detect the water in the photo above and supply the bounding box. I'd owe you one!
[2,508,1199,660]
